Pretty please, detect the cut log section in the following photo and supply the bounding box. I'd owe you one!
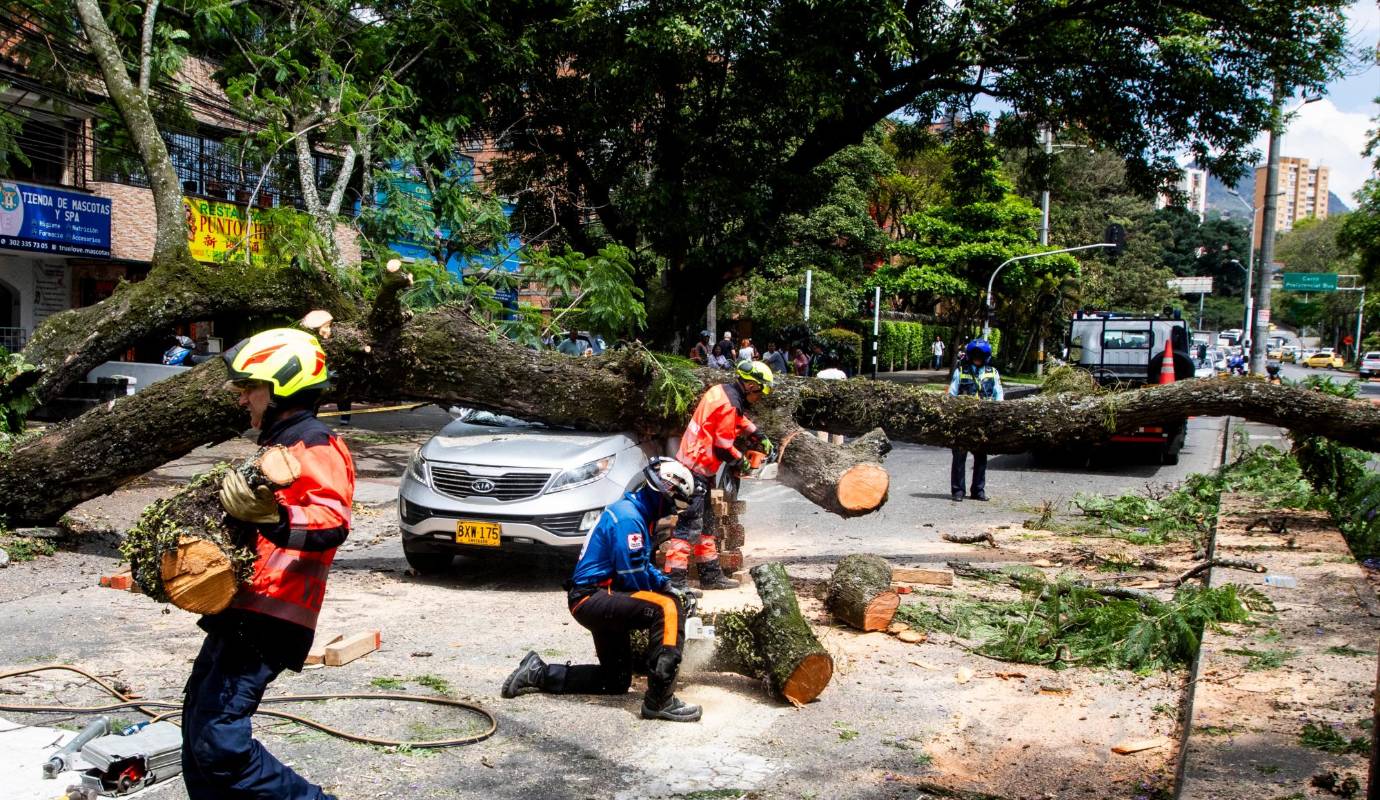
[123,446,299,613]
[160,536,238,614]
[698,562,834,705]
[826,554,900,631]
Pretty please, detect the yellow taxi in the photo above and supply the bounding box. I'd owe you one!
[1303,349,1344,369]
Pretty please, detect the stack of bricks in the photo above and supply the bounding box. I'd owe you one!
[708,489,747,576]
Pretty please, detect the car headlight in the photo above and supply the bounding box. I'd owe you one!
[547,457,613,493]
[407,449,430,486]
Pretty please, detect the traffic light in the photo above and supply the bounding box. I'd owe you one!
[1104,223,1127,257]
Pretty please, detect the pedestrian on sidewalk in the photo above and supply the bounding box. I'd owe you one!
[736,337,757,363]
[948,339,1002,502]
[932,335,945,370]
[708,343,731,369]
[689,330,712,365]
[762,341,789,377]
[791,346,810,376]
[815,358,846,444]
[187,328,354,800]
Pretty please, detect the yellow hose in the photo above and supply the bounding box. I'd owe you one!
[0,664,496,748]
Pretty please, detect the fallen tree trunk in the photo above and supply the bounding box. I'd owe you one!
[825,554,899,631]
[9,267,1380,525]
[703,562,834,705]
[797,375,1380,455]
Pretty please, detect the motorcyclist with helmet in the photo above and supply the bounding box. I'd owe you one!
[500,458,704,722]
[948,339,1003,502]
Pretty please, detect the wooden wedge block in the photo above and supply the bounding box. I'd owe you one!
[100,571,134,591]
[891,566,955,586]
[729,500,748,516]
[306,633,343,666]
[1111,736,1171,755]
[324,630,382,666]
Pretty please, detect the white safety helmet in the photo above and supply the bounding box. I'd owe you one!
[643,457,697,509]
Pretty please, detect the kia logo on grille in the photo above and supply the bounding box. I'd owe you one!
[471,478,496,494]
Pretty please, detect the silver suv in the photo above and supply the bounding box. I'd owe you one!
[398,409,660,573]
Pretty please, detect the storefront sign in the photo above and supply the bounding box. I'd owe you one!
[0,181,112,258]
[184,197,284,267]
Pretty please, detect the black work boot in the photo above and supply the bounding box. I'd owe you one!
[951,491,965,502]
[641,693,703,722]
[696,559,739,590]
[667,569,705,596]
[501,651,547,698]
[970,490,988,501]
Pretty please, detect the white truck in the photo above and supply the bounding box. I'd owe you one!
[1055,312,1194,464]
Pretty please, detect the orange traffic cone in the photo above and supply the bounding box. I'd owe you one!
[1158,339,1176,385]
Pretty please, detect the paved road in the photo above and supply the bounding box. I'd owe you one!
[1278,362,1380,399]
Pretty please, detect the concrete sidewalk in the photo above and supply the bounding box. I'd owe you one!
[1178,429,1379,796]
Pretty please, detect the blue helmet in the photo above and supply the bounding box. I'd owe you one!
[964,339,992,359]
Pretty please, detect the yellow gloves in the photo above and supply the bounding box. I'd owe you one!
[220,470,281,524]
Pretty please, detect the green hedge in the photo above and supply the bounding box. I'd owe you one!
[877,322,1001,371]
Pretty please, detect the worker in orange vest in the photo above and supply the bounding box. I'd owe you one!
[182,328,355,800]
[671,360,774,590]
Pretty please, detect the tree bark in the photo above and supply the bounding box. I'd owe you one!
[703,562,834,705]
[826,554,900,632]
[74,0,187,265]
[797,377,1380,455]
[9,279,1380,525]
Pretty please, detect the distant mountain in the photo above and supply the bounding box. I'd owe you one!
[1203,170,1350,220]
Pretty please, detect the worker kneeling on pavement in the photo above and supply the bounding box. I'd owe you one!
[501,458,703,722]
[670,359,775,590]
[948,339,1003,502]
[183,328,354,800]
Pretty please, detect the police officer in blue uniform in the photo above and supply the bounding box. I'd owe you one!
[500,458,703,722]
[948,339,1003,502]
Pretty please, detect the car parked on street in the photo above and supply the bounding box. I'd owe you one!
[1303,348,1344,369]
[398,408,660,573]
[1359,351,1380,379]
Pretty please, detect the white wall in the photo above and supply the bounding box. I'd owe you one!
[0,254,70,336]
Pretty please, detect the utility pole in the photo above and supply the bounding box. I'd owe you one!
[871,285,881,380]
[1226,192,1256,338]
[706,296,717,341]
[1252,84,1285,375]
[1036,128,1052,376]
[803,269,812,322]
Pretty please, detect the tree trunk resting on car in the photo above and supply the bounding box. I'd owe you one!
[6,278,1380,525]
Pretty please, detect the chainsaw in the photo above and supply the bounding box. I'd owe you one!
[60,722,183,798]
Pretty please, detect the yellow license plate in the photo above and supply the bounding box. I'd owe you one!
[455,521,501,547]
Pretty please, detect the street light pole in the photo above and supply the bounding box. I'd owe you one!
[1226,192,1256,338]
[984,243,1118,338]
[1036,128,1052,376]
[1253,85,1286,375]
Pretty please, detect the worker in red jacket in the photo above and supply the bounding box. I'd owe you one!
[670,359,774,590]
[181,328,354,800]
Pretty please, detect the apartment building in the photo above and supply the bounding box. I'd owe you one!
[1156,167,1209,219]
[1252,157,1329,246]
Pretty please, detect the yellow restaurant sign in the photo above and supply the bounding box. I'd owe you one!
[184,196,291,266]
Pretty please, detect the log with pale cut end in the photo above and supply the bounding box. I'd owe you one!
[826,554,900,632]
[747,562,834,705]
[124,447,297,612]
[774,426,892,516]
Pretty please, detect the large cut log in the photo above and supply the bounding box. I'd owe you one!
[715,562,834,705]
[124,447,299,613]
[825,554,900,631]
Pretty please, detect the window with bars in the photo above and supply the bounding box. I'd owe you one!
[95,129,347,210]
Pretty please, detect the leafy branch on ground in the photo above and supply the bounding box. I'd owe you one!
[1299,721,1371,755]
[894,572,1266,672]
[1039,432,1319,547]
[1288,377,1380,558]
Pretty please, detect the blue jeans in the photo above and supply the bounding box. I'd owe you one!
[181,629,330,800]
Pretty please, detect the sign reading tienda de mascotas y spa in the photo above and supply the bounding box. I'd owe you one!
[0,181,113,259]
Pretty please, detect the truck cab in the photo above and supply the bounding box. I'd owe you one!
[1056,311,1194,464]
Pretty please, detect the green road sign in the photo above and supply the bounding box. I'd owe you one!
[1282,272,1338,292]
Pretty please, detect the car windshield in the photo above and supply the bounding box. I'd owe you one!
[459,409,544,429]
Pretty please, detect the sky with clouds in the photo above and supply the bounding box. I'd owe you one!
[1261,0,1379,205]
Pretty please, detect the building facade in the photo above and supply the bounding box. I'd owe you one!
[1252,157,1329,246]
[1156,168,1209,219]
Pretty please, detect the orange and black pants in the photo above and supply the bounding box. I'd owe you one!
[542,587,684,697]
[666,473,717,571]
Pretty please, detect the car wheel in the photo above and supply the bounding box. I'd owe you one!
[1160,449,1180,466]
[404,548,454,575]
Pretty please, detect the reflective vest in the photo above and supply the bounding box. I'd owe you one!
[956,365,1000,400]
[230,412,354,630]
[676,383,756,478]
